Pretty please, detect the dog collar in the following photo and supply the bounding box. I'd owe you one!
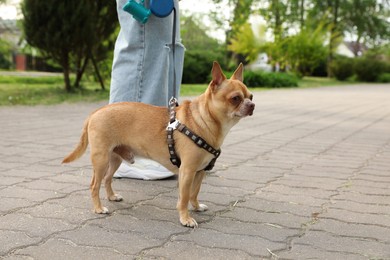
[166,97,221,171]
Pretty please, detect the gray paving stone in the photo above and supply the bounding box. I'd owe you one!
[0,230,41,256]
[238,197,323,217]
[201,217,298,242]
[320,207,390,227]
[277,244,367,260]
[173,227,285,257]
[291,230,390,259]
[0,213,76,237]
[1,84,390,258]
[221,206,310,229]
[12,238,130,260]
[145,240,255,259]
[56,224,163,255]
[312,218,390,242]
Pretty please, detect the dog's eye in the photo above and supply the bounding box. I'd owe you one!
[231,96,241,104]
[249,94,253,101]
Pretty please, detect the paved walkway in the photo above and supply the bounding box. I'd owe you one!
[0,84,389,259]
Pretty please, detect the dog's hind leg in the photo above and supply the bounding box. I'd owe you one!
[104,152,123,202]
[90,152,110,214]
[113,145,135,164]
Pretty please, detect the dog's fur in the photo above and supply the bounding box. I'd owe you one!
[62,62,255,227]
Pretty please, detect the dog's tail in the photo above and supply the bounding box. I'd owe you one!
[62,117,90,164]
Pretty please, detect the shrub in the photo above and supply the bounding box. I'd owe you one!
[330,57,355,81]
[0,39,12,69]
[243,71,298,88]
[378,73,390,83]
[182,50,226,84]
[354,58,387,82]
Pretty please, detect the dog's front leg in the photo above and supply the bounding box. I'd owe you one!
[190,170,208,212]
[177,167,198,228]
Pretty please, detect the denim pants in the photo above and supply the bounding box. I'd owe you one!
[110,0,185,106]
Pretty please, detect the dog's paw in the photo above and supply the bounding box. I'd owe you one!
[194,203,208,212]
[95,207,109,214]
[109,194,123,202]
[180,216,198,228]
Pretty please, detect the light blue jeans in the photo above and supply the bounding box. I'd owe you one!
[110,0,184,106]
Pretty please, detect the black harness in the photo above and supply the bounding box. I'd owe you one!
[166,97,221,171]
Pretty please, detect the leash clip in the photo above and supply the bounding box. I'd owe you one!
[166,119,180,130]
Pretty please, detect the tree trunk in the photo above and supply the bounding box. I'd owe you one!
[62,54,72,92]
[300,0,304,29]
[90,51,105,90]
[327,0,339,78]
[274,0,281,40]
[74,56,89,89]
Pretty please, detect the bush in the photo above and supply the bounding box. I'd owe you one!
[354,58,387,82]
[311,58,328,77]
[378,73,390,83]
[182,50,226,84]
[243,71,298,88]
[330,57,355,81]
[0,40,12,69]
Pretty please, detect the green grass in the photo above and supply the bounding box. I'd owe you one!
[0,74,360,106]
[298,76,357,88]
[0,75,109,106]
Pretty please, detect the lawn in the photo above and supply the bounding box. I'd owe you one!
[0,74,358,106]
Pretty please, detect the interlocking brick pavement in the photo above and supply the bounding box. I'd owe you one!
[0,84,389,259]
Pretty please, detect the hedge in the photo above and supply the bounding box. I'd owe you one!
[330,56,390,82]
[242,71,298,88]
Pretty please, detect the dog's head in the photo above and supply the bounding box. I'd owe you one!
[206,61,255,123]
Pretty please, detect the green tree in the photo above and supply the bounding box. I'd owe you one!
[181,15,226,83]
[345,0,390,49]
[210,0,254,64]
[181,15,221,51]
[309,0,389,76]
[21,0,117,92]
[228,22,265,64]
[285,26,328,76]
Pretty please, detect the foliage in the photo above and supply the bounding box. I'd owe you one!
[242,71,298,88]
[181,14,228,84]
[228,23,265,64]
[0,39,12,69]
[181,15,221,51]
[21,0,117,92]
[330,57,355,81]
[284,25,328,76]
[182,50,225,84]
[354,57,387,82]
[378,73,390,83]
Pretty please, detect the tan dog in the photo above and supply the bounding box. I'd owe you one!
[62,62,255,227]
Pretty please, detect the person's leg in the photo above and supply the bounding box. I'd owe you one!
[110,0,144,104]
[141,0,184,106]
[110,0,184,179]
[110,0,184,105]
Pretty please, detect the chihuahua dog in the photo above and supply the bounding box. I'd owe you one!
[62,62,255,227]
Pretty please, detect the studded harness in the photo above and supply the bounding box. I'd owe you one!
[166,97,221,171]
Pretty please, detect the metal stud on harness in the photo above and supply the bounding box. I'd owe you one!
[124,0,221,170]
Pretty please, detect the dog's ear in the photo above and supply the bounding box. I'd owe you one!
[211,61,226,90]
[231,63,244,82]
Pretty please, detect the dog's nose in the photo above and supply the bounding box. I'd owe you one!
[248,102,255,116]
